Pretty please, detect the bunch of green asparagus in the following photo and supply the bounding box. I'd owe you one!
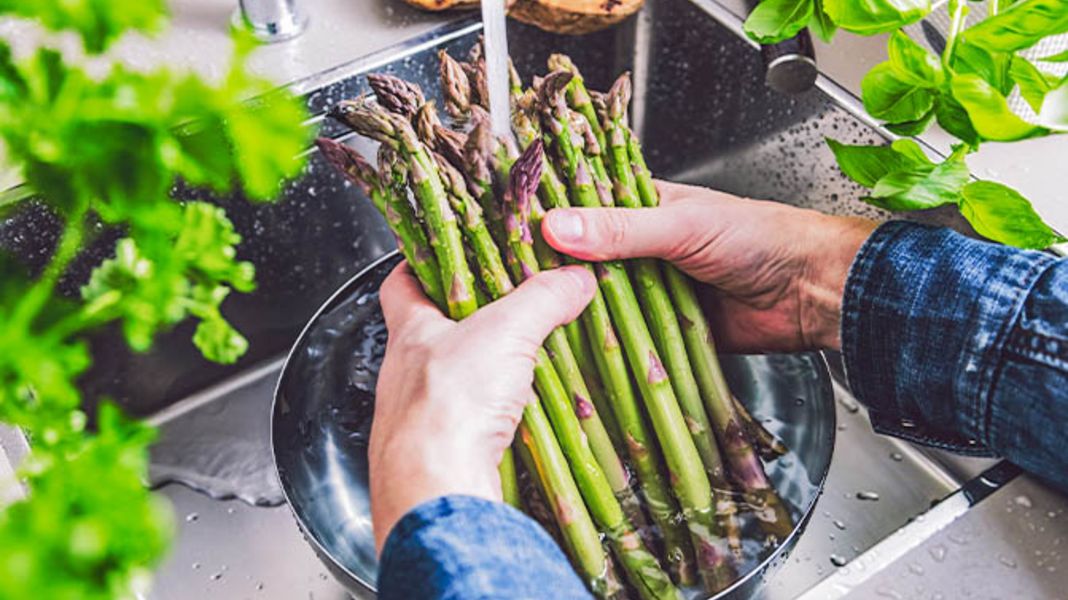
[317,44,794,600]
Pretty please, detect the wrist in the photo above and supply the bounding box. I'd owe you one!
[370,430,500,553]
[799,215,877,350]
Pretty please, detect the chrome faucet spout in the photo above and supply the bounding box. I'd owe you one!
[235,0,308,43]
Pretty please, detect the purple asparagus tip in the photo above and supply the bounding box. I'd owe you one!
[508,139,544,221]
[315,137,377,196]
[367,72,426,118]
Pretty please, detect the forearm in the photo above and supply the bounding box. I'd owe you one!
[841,221,1067,491]
[378,495,591,600]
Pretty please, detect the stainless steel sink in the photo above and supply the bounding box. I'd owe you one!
[0,0,1045,597]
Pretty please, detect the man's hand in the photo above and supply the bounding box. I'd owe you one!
[542,180,877,351]
[369,262,596,554]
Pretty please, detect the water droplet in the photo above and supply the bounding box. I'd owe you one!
[929,544,947,562]
[830,554,848,567]
[210,572,224,581]
[794,397,805,406]
[948,533,968,546]
[908,562,924,575]
[186,512,200,523]
[192,562,201,570]
[227,507,236,515]
[876,587,903,599]
[998,554,1017,568]
[1014,495,1033,508]
[829,533,836,540]
[256,582,265,591]
[834,519,846,530]
[856,491,881,501]
[318,572,328,581]
[889,452,904,462]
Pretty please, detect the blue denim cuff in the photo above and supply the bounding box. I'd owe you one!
[379,495,590,600]
[841,221,1056,455]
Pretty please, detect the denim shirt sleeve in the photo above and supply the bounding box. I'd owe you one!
[841,221,1067,491]
[378,495,592,600]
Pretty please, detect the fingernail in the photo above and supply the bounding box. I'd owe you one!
[547,210,584,244]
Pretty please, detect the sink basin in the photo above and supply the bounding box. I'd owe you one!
[0,0,1006,597]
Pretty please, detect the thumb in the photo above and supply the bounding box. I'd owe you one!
[542,205,701,262]
[461,266,596,349]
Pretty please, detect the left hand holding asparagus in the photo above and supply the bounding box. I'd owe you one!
[369,261,595,554]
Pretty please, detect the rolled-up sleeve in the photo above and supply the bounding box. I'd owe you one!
[378,495,591,600]
[841,221,1067,491]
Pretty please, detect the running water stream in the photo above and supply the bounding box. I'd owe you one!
[480,0,513,138]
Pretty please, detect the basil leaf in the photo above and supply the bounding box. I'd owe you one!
[962,0,1068,53]
[959,180,1065,248]
[809,0,838,42]
[1037,76,1068,131]
[1037,48,1068,62]
[934,94,982,146]
[866,157,970,211]
[823,0,930,35]
[950,73,1047,140]
[861,62,937,122]
[743,0,814,44]
[890,138,934,164]
[951,39,1013,95]
[826,137,930,187]
[884,107,935,135]
[887,31,944,86]
[1009,56,1059,112]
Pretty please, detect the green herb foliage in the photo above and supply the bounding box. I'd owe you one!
[0,1,310,598]
[745,0,1067,248]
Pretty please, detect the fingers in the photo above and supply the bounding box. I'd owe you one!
[462,266,596,348]
[379,262,448,331]
[542,205,691,262]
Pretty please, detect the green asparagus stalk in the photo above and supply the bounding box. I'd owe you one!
[507,143,682,600]
[316,136,520,509]
[433,125,677,599]
[622,95,795,545]
[330,97,479,320]
[328,102,616,589]
[513,89,697,584]
[601,75,744,558]
[486,134,651,545]
[315,138,446,309]
[548,54,607,155]
[539,72,734,592]
[732,395,788,461]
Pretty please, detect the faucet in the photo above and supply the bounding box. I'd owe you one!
[234,0,308,43]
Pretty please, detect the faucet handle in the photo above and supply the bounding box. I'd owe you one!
[234,0,308,43]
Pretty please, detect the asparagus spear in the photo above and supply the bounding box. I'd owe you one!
[506,143,681,600]
[315,138,446,309]
[432,127,678,599]
[732,395,788,461]
[548,54,607,154]
[600,75,744,559]
[622,91,795,545]
[330,97,479,321]
[484,134,650,545]
[513,89,697,584]
[540,71,735,592]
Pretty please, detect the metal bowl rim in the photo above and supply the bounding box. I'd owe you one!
[271,249,838,598]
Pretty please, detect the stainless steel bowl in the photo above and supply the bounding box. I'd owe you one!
[272,251,836,598]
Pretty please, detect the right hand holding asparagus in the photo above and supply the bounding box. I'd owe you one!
[542,180,877,352]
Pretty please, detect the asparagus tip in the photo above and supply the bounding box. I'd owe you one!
[367,72,426,118]
[607,71,632,122]
[315,137,378,196]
